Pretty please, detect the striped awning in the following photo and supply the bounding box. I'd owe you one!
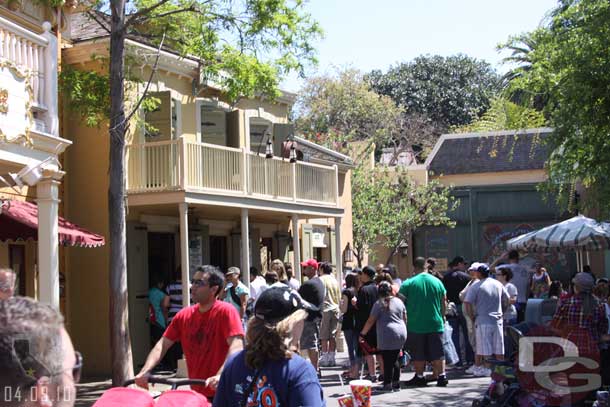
[507,215,610,252]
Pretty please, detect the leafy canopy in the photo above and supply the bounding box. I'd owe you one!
[352,164,456,265]
[367,54,501,130]
[294,69,403,152]
[502,0,610,212]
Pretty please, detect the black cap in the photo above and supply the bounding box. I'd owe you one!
[254,287,319,323]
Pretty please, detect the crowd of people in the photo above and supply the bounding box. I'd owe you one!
[3,248,610,406]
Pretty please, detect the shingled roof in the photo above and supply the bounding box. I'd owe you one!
[426,128,553,175]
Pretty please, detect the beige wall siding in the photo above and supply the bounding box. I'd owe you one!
[434,170,547,187]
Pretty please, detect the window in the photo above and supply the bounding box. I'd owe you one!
[200,104,227,146]
[249,119,272,155]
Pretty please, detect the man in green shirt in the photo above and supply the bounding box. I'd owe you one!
[399,257,448,387]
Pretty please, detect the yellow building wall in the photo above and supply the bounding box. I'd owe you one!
[434,170,547,187]
[63,107,111,375]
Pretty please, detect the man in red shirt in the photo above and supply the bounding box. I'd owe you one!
[135,265,244,399]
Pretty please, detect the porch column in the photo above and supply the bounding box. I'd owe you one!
[291,214,301,282]
[179,203,190,308]
[335,217,343,284]
[241,208,250,289]
[37,178,60,308]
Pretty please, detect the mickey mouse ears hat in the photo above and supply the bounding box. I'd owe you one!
[254,286,319,323]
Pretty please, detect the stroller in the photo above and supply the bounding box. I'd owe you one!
[472,324,535,407]
[92,377,210,407]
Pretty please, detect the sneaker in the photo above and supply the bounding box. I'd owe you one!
[327,356,336,367]
[392,381,401,390]
[403,375,427,387]
[363,374,377,383]
[474,367,492,377]
[319,353,329,367]
[436,375,449,387]
[465,365,478,375]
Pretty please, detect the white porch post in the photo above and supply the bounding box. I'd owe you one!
[292,214,301,282]
[335,217,343,284]
[241,208,250,289]
[37,178,60,308]
[179,203,190,308]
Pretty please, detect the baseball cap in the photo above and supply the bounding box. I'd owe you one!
[254,286,319,323]
[300,259,319,270]
[226,267,240,276]
[468,262,483,271]
[573,272,595,291]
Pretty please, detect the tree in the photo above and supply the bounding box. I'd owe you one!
[501,0,610,212]
[367,54,501,131]
[452,97,546,134]
[351,163,456,266]
[64,0,320,385]
[294,69,403,154]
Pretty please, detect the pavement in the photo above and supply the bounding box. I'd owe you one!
[76,352,490,406]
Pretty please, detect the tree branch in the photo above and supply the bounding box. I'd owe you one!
[125,0,172,27]
[86,11,111,34]
[129,5,199,27]
[111,33,166,132]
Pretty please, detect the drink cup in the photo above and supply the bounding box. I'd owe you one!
[337,394,354,407]
[350,379,372,407]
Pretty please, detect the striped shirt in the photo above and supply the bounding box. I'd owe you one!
[166,281,185,322]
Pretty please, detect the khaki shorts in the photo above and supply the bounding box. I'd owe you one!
[320,310,339,341]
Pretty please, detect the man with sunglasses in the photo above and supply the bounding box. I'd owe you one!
[0,296,81,407]
[135,265,244,401]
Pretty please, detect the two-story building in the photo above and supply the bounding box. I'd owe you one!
[61,11,354,374]
[0,1,105,313]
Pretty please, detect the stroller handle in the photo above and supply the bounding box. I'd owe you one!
[124,377,208,390]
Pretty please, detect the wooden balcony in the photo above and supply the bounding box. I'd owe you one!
[126,138,339,206]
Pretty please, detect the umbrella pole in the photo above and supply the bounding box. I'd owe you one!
[587,250,591,265]
[576,250,581,273]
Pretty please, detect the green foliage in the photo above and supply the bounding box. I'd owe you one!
[367,54,501,130]
[452,97,546,134]
[352,162,457,266]
[126,0,322,101]
[294,69,403,154]
[502,0,610,213]
[60,67,110,127]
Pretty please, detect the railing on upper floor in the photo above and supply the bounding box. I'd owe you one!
[126,138,339,206]
[0,16,58,136]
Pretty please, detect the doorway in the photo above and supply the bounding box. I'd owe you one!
[148,232,176,286]
[210,236,228,271]
[9,245,26,296]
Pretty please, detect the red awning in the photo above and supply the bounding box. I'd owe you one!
[0,200,105,248]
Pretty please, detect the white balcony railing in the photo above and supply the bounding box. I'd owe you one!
[126,138,339,206]
[0,16,58,136]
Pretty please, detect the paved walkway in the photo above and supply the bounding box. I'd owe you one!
[76,353,490,406]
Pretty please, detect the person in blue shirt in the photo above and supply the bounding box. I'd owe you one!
[213,286,326,407]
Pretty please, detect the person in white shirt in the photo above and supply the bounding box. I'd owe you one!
[285,263,301,290]
[249,266,268,301]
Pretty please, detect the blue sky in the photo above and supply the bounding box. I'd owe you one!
[281,0,558,92]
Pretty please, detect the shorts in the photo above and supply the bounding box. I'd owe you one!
[300,319,320,350]
[475,323,504,356]
[405,332,444,362]
[320,310,339,341]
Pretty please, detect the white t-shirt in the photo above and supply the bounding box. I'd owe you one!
[504,263,529,303]
[504,282,518,321]
[249,276,268,300]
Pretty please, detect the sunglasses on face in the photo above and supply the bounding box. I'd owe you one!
[191,279,209,287]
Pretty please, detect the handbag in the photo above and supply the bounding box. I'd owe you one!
[442,321,459,365]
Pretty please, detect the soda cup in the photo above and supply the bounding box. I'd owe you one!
[350,379,372,407]
[337,394,354,407]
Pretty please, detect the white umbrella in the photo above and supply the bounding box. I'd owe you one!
[507,215,610,270]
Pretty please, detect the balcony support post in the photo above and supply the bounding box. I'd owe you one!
[241,208,250,289]
[242,147,248,195]
[179,137,187,190]
[179,203,190,308]
[291,163,297,202]
[334,217,343,285]
[333,164,339,206]
[292,214,301,283]
[37,178,60,308]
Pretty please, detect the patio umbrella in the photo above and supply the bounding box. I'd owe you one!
[507,215,610,270]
